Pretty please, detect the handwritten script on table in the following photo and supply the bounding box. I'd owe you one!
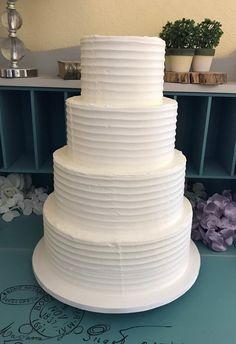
[0,284,184,344]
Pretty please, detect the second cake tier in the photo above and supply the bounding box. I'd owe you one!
[66,96,178,168]
[53,146,186,229]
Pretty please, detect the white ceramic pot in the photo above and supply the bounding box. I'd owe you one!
[165,48,195,73]
[191,49,215,72]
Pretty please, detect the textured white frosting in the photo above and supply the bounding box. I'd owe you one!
[44,194,192,294]
[80,35,165,107]
[53,147,186,228]
[66,96,177,168]
[40,35,196,307]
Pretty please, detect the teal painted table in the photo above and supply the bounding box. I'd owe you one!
[0,215,236,344]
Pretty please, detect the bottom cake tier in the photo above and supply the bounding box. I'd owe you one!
[33,195,200,313]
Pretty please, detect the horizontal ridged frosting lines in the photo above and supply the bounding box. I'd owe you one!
[66,96,177,167]
[43,195,192,293]
[80,36,165,107]
[37,35,198,308]
[53,147,186,229]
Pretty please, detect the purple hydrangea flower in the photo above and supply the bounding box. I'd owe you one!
[223,202,236,222]
[187,185,236,252]
[206,227,233,251]
[203,202,222,217]
[220,228,234,246]
[207,193,230,211]
[191,228,202,241]
[222,190,233,201]
[196,199,206,210]
[220,217,236,231]
[200,213,221,231]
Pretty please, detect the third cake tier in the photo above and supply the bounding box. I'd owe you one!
[53,146,186,228]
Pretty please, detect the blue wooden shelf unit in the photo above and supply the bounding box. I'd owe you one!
[0,77,235,191]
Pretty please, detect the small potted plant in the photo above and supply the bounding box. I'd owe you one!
[159,18,196,72]
[192,18,223,72]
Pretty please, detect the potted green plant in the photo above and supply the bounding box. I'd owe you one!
[159,18,196,72]
[192,18,223,72]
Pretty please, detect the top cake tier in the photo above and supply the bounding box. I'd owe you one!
[80,35,165,107]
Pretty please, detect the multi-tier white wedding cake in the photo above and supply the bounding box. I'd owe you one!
[33,35,200,313]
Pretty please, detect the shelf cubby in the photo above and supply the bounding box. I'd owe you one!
[0,78,234,191]
[165,95,175,100]
[0,136,3,169]
[174,95,210,176]
[32,90,66,171]
[0,90,35,171]
[234,146,236,176]
[203,97,236,178]
[31,173,54,192]
[188,177,236,195]
[64,91,81,100]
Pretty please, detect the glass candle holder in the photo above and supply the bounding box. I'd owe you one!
[0,0,38,78]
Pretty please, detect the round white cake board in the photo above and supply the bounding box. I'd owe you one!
[32,238,200,313]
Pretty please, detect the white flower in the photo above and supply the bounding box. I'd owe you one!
[2,211,14,222]
[1,185,18,198]
[0,205,9,214]
[0,173,48,222]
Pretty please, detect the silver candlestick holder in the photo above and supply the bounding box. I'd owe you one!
[0,0,38,78]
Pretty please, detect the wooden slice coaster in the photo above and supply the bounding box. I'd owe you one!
[164,71,227,85]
